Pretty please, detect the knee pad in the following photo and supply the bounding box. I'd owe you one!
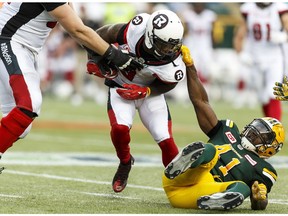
[111,124,130,139]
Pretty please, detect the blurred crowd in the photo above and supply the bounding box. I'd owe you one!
[5,2,287,109]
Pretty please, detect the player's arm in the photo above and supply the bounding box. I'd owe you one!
[250,181,268,210]
[95,23,126,44]
[49,4,109,55]
[116,80,177,100]
[281,12,288,32]
[149,79,177,96]
[48,4,143,71]
[233,18,247,53]
[183,46,218,135]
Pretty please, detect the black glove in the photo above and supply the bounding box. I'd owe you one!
[86,48,118,79]
[103,44,144,72]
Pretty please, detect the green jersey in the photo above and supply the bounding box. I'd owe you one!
[209,119,277,192]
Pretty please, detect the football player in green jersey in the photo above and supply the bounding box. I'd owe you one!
[162,45,285,211]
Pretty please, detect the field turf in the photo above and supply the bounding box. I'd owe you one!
[0,96,288,214]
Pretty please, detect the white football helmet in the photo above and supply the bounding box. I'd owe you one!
[145,10,184,59]
[240,117,285,159]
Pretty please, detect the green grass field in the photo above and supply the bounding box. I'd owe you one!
[1,96,288,214]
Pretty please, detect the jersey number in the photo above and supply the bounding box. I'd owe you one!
[252,23,271,41]
[216,144,241,176]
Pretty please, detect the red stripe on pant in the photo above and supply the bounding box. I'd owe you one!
[9,74,33,112]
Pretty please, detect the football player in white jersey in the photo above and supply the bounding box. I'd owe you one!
[182,3,216,83]
[87,9,186,193]
[234,2,288,121]
[0,2,143,172]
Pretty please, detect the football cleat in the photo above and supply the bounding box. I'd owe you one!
[164,141,205,179]
[197,192,244,210]
[0,167,4,174]
[112,155,134,193]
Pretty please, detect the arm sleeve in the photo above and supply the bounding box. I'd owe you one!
[207,120,222,138]
[116,23,130,45]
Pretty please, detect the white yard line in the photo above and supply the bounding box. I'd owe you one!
[2,152,163,167]
[0,194,23,198]
[4,170,288,206]
[76,191,141,200]
[4,170,163,192]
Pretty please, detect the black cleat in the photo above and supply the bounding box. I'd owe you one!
[112,155,134,193]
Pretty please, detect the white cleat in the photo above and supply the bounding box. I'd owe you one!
[197,192,244,210]
[164,141,205,179]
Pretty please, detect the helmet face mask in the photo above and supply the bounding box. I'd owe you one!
[145,10,183,60]
[149,32,182,58]
[240,118,285,159]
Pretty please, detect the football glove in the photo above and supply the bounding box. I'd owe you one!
[86,55,118,79]
[116,84,151,100]
[181,45,194,66]
[103,44,144,72]
[273,76,288,101]
[251,181,267,201]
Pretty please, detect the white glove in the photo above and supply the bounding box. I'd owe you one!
[270,31,288,44]
[238,51,254,67]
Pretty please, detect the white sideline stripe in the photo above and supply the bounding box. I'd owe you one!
[2,152,163,167]
[0,194,22,198]
[77,191,141,200]
[2,152,288,168]
[5,170,164,192]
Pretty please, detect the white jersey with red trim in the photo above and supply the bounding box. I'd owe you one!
[241,2,288,57]
[0,2,65,53]
[112,13,186,87]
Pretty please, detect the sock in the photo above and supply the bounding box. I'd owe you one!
[158,138,179,167]
[0,107,33,153]
[110,124,131,164]
[226,182,250,198]
[263,99,282,121]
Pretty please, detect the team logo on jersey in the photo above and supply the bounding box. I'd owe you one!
[225,131,237,143]
[1,42,12,65]
[153,14,169,29]
[174,70,184,81]
[132,16,143,25]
